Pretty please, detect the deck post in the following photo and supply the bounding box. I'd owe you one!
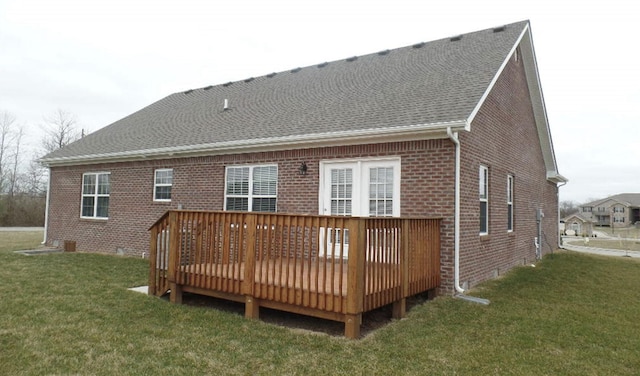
[243,213,257,295]
[148,223,159,296]
[245,296,260,319]
[345,217,365,338]
[167,211,182,304]
[345,314,362,339]
[170,283,183,304]
[393,220,411,319]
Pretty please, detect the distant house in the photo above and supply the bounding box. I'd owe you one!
[563,213,594,236]
[40,20,565,294]
[574,193,640,228]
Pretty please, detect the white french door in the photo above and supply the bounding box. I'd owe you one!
[319,158,400,258]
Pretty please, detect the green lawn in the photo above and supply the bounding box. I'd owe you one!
[2,232,640,375]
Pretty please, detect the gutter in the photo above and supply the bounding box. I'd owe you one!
[447,127,490,305]
[39,121,467,167]
[557,180,568,249]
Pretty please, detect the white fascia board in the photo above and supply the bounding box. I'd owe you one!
[40,120,467,167]
[546,171,568,184]
[467,22,565,183]
[466,25,529,127]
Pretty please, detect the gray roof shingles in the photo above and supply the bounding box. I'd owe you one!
[42,21,528,161]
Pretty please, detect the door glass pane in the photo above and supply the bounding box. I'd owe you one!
[330,168,352,216]
[369,167,393,217]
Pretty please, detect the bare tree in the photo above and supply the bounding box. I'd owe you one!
[21,160,47,196]
[41,109,81,154]
[8,125,24,196]
[0,111,16,192]
[560,200,579,219]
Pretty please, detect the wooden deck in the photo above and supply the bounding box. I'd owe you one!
[148,210,441,338]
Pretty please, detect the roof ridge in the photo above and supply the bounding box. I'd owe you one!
[182,20,531,95]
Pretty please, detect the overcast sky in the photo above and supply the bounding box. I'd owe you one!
[1,0,638,203]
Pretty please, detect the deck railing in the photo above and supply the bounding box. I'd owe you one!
[148,210,440,338]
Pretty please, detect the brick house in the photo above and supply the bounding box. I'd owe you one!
[40,20,566,294]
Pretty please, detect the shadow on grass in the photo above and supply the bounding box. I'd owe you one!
[164,291,433,337]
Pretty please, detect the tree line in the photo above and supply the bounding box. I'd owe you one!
[0,109,81,226]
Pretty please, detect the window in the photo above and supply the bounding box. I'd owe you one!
[507,175,514,232]
[614,207,625,213]
[583,207,592,213]
[479,165,489,234]
[154,169,173,201]
[81,172,110,219]
[225,165,277,212]
[369,167,394,217]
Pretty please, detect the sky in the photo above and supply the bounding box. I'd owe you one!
[1,0,638,204]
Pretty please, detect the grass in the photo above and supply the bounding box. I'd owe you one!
[2,231,640,375]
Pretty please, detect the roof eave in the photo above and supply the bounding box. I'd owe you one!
[39,121,467,167]
[547,171,568,184]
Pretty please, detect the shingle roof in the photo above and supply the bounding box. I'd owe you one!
[41,21,530,164]
[583,193,640,207]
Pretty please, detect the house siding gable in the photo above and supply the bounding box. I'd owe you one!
[456,47,559,288]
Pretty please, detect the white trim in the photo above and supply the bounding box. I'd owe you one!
[507,174,514,232]
[319,157,401,217]
[479,165,489,235]
[224,164,278,212]
[467,25,529,126]
[80,171,111,219]
[153,168,173,202]
[40,121,466,167]
[466,23,566,184]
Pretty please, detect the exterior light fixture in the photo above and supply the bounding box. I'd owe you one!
[298,162,308,176]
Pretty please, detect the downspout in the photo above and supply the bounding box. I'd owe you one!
[41,167,51,245]
[447,127,490,305]
[557,181,567,249]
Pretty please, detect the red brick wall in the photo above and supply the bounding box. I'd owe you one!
[456,50,559,289]
[46,139,455,262]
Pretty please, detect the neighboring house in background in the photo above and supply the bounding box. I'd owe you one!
[40,20,566,294]
[575,193,640,228]
[563,213,594,236]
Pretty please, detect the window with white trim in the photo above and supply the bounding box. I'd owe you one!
[507,174,514,232]
[369,167,394,217]
[154,169,173,201]
[225,165,277,212]
[479,165,489,234]
[81,172,110,219]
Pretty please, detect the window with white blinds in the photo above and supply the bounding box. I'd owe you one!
[225,165,277,212]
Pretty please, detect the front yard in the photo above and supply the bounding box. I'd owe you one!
[2,231,639,375]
